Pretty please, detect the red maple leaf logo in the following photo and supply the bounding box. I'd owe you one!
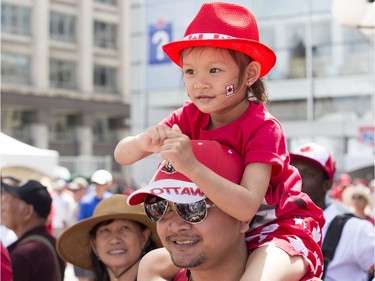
[300,146,312,153]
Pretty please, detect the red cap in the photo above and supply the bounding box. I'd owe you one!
[290,143,336,180]
[128,140,244,205]
[162,2,276,77]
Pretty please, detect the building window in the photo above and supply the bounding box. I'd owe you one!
[1,52,31,85]
[1,109,32,142]
[50,59,77,90]
[50,12,76,42]
[95,0,117,5]
[49,113,75,141]
[267,100,307,121]
[94,65,118,94]
[315,96,372,121]
[94,21,117,49]
[93,116,117,142]
[1,3,31,35]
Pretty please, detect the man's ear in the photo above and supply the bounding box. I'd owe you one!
[246,61,261,86]
[20,202,34,221]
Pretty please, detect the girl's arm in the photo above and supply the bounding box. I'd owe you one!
[137,248,180,281]
[114,125,172,165]
[161,125,271,222]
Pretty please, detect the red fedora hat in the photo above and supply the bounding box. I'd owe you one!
[162,2,276,77]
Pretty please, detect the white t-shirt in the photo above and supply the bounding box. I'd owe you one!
[323,198,375,281]
[51,191,76,229]
[0,225,17,247]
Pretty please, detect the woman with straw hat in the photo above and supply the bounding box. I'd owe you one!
[57,194,162,281]
[342,184,375,225]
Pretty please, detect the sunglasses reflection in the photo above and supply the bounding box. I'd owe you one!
[144,195,213,224]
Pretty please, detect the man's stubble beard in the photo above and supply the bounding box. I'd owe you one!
[171,252,207,268]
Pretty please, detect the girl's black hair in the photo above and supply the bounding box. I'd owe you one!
[227,49,269,104]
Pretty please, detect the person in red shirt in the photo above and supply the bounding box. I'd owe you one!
[1,241,12,281]
[330,173,353,201]
[115,2,324,280]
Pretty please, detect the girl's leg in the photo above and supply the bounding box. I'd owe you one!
[240,246,309,281]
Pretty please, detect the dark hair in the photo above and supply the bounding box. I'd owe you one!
[227,49,269,104]
[181,47,269,104]
[89,219,158,281]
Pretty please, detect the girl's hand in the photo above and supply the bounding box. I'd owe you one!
[137,125,173,153]
[160,125,198,174]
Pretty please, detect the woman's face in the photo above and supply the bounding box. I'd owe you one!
[350,193,368,212]
[91,219,151,275]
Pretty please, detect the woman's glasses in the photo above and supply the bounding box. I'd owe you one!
[144,194,214,224]
[352,195,365,201]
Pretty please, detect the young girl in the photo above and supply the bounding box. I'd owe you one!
[115,2,325,280]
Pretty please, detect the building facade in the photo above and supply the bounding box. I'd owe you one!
[1,0,131,177]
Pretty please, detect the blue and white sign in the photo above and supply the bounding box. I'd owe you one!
[149,21,172,65]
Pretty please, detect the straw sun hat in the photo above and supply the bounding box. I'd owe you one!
[162,2,276,77]
[57,194,162,270]
[342,184,374,215]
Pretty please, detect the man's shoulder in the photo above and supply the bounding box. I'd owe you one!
[104,191,113,198]
[324,201,351,221]
[9,231,65,280]
[20,229,56,246]
[10,232,56,257]
[325,202,373,232]
[80,192,96,203]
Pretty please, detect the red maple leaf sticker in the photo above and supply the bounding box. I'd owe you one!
[300,146,312,153]
[226,84,234,97]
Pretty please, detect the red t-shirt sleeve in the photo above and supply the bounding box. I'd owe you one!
[1,242,12,281]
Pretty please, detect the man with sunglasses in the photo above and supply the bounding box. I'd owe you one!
[128,140,250,281]
[290,142,374,281]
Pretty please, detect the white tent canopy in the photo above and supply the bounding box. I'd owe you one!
[0,132,59,179]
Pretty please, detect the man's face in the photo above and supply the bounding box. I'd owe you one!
[94,182,108,197]
[1,192,29,232]
[290,158,328,204]
[156,201,248,269]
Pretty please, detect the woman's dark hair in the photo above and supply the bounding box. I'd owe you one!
[89,219,158,281]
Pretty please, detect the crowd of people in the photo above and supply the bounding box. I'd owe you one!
[1,2,374,281]
[1,150,373,281]
[0,167,149,281]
